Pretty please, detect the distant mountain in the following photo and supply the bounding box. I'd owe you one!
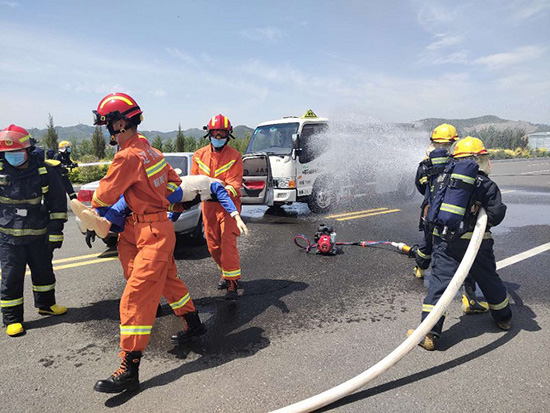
[28,124,254,143]
[412,115,550,135]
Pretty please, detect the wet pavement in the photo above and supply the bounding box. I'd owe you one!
[0,158,548,412]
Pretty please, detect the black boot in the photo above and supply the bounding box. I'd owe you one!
[171,311,207,344]
[94,351,142,393]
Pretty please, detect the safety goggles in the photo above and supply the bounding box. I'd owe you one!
[92,110,123,126]
[210,129,229,139]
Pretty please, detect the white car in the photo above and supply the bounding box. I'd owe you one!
[75,152,204,247]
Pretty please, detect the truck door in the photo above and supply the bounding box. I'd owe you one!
[241,153,273,205]
[297,123,329,198]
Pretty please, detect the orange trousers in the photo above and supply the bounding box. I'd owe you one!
[117,216,196,352]
[202,201,241,281]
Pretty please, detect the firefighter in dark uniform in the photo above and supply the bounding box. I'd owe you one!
[413,124,489,315]
[410,136,512,351]
[52,140,78,200]
[0,125,68,337]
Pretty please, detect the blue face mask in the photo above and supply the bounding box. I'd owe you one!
[5,151,27,167]
[211,138,227,149]
[66,147,71,154]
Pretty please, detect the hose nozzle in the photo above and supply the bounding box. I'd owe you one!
[391,242,412,254]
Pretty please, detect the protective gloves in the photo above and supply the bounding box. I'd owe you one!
[182,194,201,210]
[85,230,96,248]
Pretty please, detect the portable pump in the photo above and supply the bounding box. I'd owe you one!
[313,224,337,255]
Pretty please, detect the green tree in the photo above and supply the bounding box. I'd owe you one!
[164,138,174,153]
[43,114,59,150]
[175,124,185,152]
[91,126,106,159]
[184,136,197,152]
[79,138,93,157]
[151,135,163,151]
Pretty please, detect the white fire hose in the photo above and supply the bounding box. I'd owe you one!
[271,209,488,413]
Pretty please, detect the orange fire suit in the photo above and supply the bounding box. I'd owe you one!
[191,144,243,281]
[92,133,196,352]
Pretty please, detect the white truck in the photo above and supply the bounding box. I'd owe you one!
[240,110,416,212]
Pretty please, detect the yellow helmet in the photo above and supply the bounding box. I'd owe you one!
[430,123,459,143]
[452,136,488,158]
[58,140,72,152]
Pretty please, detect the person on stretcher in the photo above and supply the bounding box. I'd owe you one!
[71,175,248,244]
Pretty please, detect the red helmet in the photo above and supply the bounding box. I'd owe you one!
[0,124,32,152]
[93,93,143,126]
[205,114,233,138]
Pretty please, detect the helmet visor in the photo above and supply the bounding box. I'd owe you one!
[210,129,229,138]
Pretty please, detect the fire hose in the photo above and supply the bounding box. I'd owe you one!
[273,208,488,413]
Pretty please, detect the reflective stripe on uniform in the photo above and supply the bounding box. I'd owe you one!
[489,296,509,311]
[1,297,23,307]
[92,192,111,207]
[419,176,428,185]
[120,325,152,336]
[431,157,448,165]
[451,173,475,184]
[225,185,237,197]
[42,185,49,194]
[214,160,236,177]
[422,304,446,317]
[38,167,47,175]
[50,212,68,220]
[417,250,431,259]
[222,269,241,279]
[32,283,55,292]
[440,203,466,216]
[49,234,64,242]
[460,231,493,240]
[0,226,47,236]
[145,158,167,177]
[169,293,190,310]
[0,195,42,205]
[195,158,211,175]
[167,182,179,193]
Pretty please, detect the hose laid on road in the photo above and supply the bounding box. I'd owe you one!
[271,209,488,413]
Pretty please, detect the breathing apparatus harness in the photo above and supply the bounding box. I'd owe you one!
[294,224,414,256]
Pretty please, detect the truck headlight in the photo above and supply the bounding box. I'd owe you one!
[275,177,296,189]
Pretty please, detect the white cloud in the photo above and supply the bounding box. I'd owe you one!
[474,45,546,69]
[425,34,463,51]
[0,1,19,8]
[507,0,550,20]
[151,89,167,97]
[240,27,284,43]
[165,47,197,66]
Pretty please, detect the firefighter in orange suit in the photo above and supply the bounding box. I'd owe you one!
[90,93,206,394]
[191,114,244,300]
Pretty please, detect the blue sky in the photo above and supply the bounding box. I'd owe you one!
[1,0,549,130]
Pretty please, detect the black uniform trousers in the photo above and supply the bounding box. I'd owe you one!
[422,236,512,337]
[1,237,56,325]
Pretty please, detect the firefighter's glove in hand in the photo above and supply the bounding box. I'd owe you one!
[168,212,181,222]
[234,214,249,235]
[48,240,63,252]
[85,230,96,248]
[408,244,419,259]
[182,194,201,210]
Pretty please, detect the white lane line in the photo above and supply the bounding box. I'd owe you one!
[497,242,550,270]
[501,190,516,194]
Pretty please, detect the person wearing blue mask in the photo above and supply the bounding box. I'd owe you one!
[0,125,68,337]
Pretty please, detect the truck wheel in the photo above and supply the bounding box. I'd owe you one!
[190,215,206,246]
[308,179,333,213]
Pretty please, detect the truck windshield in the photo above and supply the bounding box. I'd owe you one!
[246,122,299,155]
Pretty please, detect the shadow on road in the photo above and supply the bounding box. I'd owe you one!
[104,278,308,408]
[317,282,539,412]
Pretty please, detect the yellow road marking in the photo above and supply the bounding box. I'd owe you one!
[336,209,401,221]
[0,251,119,278]
[325,208,388,219]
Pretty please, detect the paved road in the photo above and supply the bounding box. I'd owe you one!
[0,159,548,413]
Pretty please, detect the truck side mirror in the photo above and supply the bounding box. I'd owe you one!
[291,133,302,158]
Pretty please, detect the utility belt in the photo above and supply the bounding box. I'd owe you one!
[132,211,168,223]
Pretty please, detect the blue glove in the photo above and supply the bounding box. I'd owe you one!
[168,212,181,222]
